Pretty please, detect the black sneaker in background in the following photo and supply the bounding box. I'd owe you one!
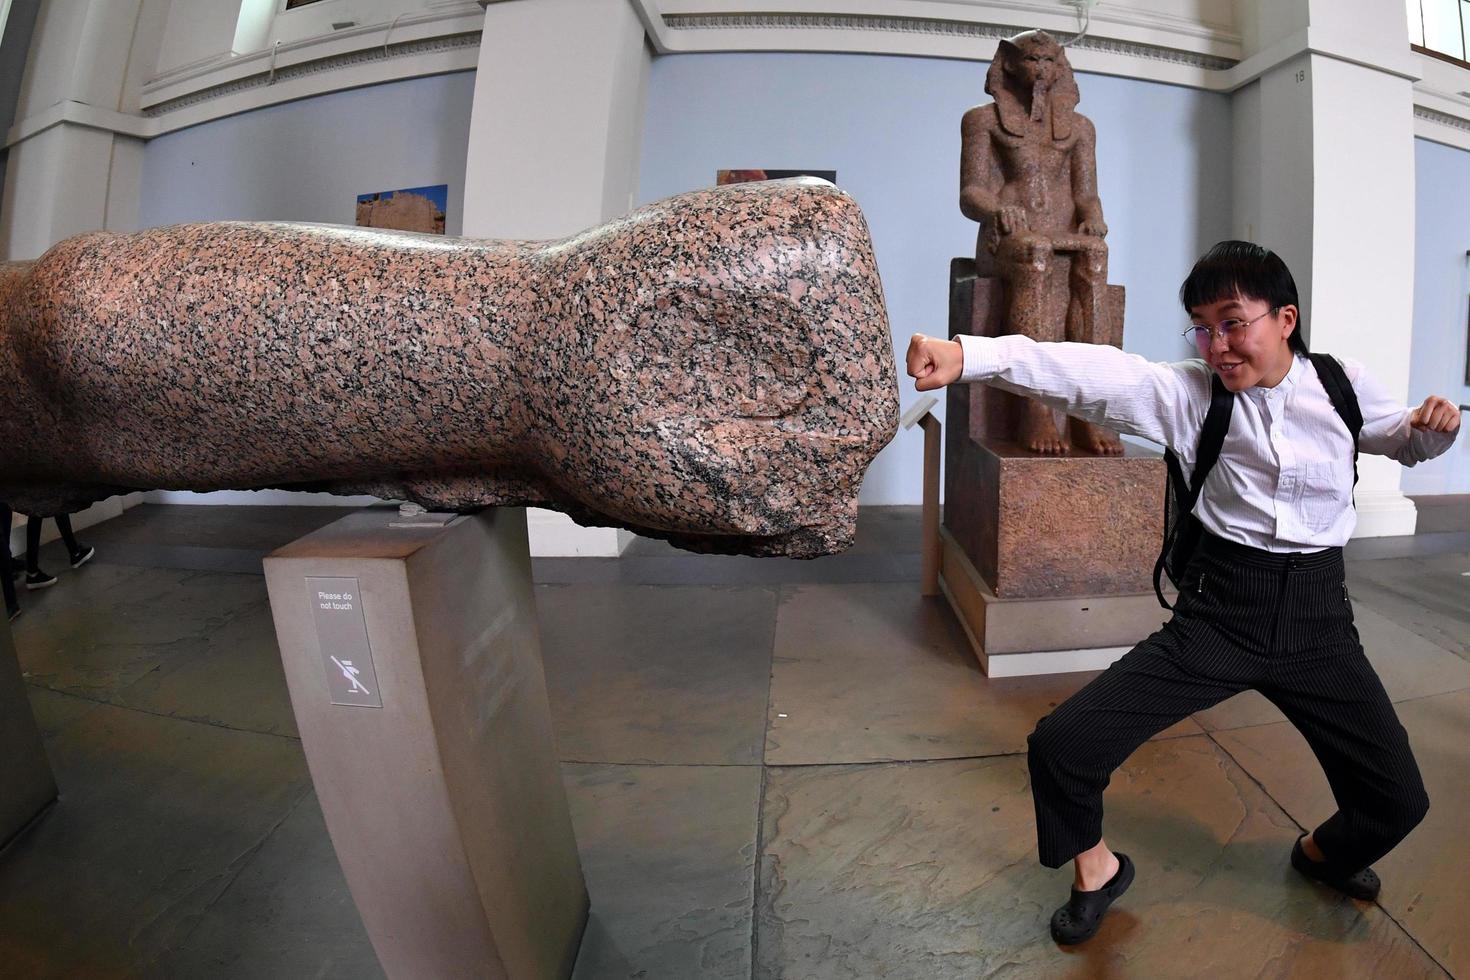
[25,570,57,590]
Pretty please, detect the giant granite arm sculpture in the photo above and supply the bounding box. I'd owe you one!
[0,177,898,557]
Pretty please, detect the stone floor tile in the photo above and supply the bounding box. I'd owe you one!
[624,506,921,559]
[537,584,777,765]
[81,503,347,553]
[6,561,148,620]
[143,790,382,980]
[1344,531,1470,562]
[553,508,921,587]
[1192,603,1470,732]
[755,737,1441,979]
[565,762,760,980]
[1213,687,1470,978]
[0,702,313,978]
[766,584,1199,765]
[23,686,102,740]
[533,551,920,588]
[12,567,266,700]
[1406,495,1470,534]
[1347,553,1470,660]
[113,598,300,738]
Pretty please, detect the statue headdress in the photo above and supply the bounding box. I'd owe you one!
[984,30,1080,141]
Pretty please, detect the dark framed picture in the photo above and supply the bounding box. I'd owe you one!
[1464,295,1470,386]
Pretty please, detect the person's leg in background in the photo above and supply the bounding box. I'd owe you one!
[1,504,18,620]
[24,515,56,590]
[55,514,94,567]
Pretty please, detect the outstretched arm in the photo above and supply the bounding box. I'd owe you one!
[1346,358,1460,464]
[906,332,1208,450]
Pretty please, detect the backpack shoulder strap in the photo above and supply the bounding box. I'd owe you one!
[1153,374,1234,608]
[1309,352,1363,438]
[1187,373,1235,507]
[1308,352,1362,488]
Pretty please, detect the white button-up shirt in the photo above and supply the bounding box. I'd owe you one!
[956,334,1457,552]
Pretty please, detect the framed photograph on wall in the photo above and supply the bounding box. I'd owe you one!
[717,169,837,187]
[355,184,448,235]
[1464,294,1470,386]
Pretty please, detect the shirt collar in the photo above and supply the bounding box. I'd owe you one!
[1281,353,1304,388]
[1246,353,1303,400]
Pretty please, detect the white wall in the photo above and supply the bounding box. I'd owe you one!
[639,51,1234,505]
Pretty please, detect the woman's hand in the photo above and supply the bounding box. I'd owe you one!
[906,334,964,392]
[1409,395,1462,434]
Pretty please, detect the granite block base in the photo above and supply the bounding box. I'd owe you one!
[939,528,1170,677]
[945,423,1164,599]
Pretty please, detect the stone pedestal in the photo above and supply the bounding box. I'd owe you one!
[945,428,1164,599]
[942,258,1167,675]
[263,507,587,980]
[0,622,56,849]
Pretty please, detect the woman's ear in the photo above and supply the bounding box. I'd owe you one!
[1278,304,1299,339]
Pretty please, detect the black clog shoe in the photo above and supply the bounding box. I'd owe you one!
[1291,835,1380,901]
[1050,852,1134,945]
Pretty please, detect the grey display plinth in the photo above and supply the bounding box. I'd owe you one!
[264,507,587,979]
[0,621,56,848]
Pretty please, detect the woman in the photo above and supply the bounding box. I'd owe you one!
[906,241,1461,944]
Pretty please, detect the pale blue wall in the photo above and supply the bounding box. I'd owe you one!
[137,71,475,508]
[639,52,1234,505]
[139,71,474,233]
[1406,138,1470,495]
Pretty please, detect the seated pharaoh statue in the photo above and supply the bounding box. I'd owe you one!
[0,177,898,558]
[960,29,1123,456]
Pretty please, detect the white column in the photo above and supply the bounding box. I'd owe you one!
[1233,0,1422,537]
[0,0,166,258]
[1,0,165,538]
[463,0,650,556]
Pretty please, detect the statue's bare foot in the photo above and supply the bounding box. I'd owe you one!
[1022,405,1068,455]
[1070,418,1123,456]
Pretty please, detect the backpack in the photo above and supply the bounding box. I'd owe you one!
[1152,352,1363,610]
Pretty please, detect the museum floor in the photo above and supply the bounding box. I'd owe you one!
[2,501,1468,979]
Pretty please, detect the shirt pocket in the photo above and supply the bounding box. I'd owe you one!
[1297,458,1351,530]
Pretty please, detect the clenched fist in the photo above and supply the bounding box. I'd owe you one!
[1409,395,1462,435]
[906,333,965,392]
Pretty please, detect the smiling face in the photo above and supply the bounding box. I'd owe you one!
[1188,294,1299,391]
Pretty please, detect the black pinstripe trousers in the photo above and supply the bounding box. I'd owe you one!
[1026,533,1429,872]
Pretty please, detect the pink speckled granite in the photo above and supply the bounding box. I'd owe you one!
[960,30,1122,455]
[0,178,898,557]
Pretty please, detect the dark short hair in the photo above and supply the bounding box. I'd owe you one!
[1180,240,1307,354]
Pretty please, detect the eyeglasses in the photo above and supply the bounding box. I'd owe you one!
[1182,308,1278,354]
